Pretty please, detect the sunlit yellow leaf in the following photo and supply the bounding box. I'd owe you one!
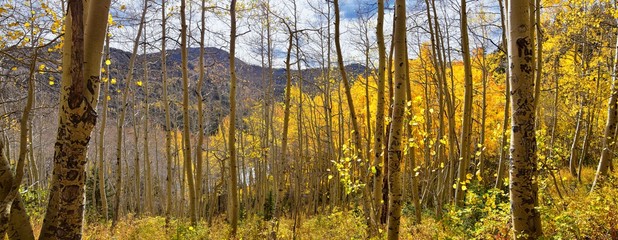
[105,59,111,66]
[111,78,117,84]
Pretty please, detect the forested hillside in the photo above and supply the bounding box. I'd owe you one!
[1,0,618,239]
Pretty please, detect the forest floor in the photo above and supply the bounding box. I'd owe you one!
[25,167,618,239]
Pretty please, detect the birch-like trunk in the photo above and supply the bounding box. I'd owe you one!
[386,0,406,238]
[40,0,111,238]
[507,0,543,238]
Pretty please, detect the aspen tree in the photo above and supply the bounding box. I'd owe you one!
[130,77,141,216]
[98,32,111,221]
[142,20,153,215]
[404,40,421,224]
[332,0,374,229]
[275,16,294,231]
[228,0,240,235]
[39,0,111,238]
[569,99,584,177]
[195,0,207,220]
[292,1,305,235]
[372,0,386,228]
[495,0,510,189]
[386,0,406,238]
[180,0,197,225]
[160,0,174,226]
[110,0,147,227]
[508,0,543,238]
[455,0,474,206]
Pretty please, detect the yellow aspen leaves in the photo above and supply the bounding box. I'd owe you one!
[111,78,117,84]
[136,81,143,87]
[466,173,473,180]
[105,59,111,66]
[38,64,45,72]
[108,14,115,26]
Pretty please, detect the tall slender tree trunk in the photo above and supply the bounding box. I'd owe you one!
[455,0,474,207]
[110,0,147,227]
[142,24,153,215]
[131,88,141,216]
[569,95,584,177]
[386,0,406,238]
[533,0,542,124]
[39,0,111,238]
[507,0,543,238]
[495,0,510,189]
[373,0,387,227]
[160,0,173,227]
[332,0,374,230]
[98,33,111,221]
[195,0,207,221]
[180,0,197,225]
[228,0,240,235]
[404,43,421,224]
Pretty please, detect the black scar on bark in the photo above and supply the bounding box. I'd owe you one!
[87,76,97,95]
[61,185,81,202]
[516,37,532,58]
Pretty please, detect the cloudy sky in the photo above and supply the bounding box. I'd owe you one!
[109,0,501,69]
[108,0,395,68]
